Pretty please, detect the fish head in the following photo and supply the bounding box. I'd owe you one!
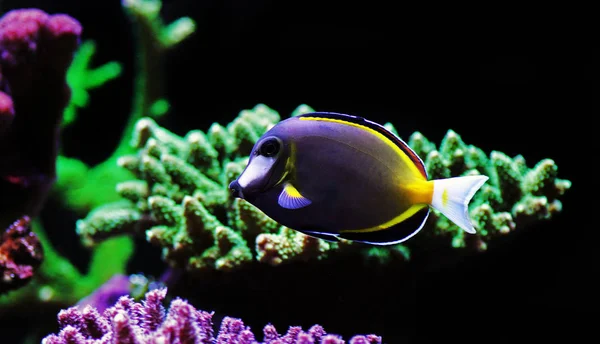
[229,132,292,201]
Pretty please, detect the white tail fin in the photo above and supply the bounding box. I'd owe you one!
[430,175,489,234]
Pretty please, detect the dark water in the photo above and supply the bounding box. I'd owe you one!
[0,0,594,342]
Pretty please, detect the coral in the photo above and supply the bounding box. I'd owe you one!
[76,105,572,272]
[75,272,168,313]
[405,129,572,251]
[76,104,339,273]
[0,7,115,313]
[0,8,81,227]
[0,7,134,319]
[0,0,196,318]
[0,216,43,294]
[54,0,196,215]
[62,39,122,128]
[0,218,133,315]
[122,0,196,124]
[42,287,382,343]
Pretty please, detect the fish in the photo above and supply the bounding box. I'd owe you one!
[228,112,489,245]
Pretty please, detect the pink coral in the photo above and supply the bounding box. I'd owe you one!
[0,8,81,223]
[42,288,382,344]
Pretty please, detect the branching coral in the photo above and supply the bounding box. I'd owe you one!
[76,104,290,273]
[403,129,571,251]
[42,287,382,344]
[75,104,572,273]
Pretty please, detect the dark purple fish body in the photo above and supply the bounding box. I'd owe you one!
[229,112,488,245]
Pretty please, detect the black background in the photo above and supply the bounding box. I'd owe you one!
[0,0,595,343]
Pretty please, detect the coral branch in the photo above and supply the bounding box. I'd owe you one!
[63,39,122,128]
[42,287,382,343]
[120,0,196,148]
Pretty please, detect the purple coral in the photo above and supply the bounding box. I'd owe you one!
[42,288,382,344]
[0,8,81,222]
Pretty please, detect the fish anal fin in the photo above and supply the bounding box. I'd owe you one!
[298,230,340,242]
[338,207,430,246]
[278,182,312,209]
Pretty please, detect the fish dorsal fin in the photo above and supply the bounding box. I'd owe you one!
[278,182,312,209]
[298,112,428,179]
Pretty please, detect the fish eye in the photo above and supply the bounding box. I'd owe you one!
[260,138,280,157]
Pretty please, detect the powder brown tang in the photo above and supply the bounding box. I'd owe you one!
[229,112,489,245]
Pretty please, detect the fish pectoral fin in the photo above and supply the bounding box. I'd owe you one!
[278,182,312,209]
[299,230,339,242]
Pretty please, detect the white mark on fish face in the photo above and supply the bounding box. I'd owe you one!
[238,155,276,189]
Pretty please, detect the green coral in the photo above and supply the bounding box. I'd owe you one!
[76,104,335,272]
[54,0,196,215]
[76,104,572,272]
[121,0,196,126]
[406,129,571,251]
[63,40,122,128]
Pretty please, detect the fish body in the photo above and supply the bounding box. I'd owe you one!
[229,112,488,245]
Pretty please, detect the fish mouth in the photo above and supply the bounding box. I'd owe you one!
[229,153,284,200]
[228,180,244,199]
[228,174,269,200]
